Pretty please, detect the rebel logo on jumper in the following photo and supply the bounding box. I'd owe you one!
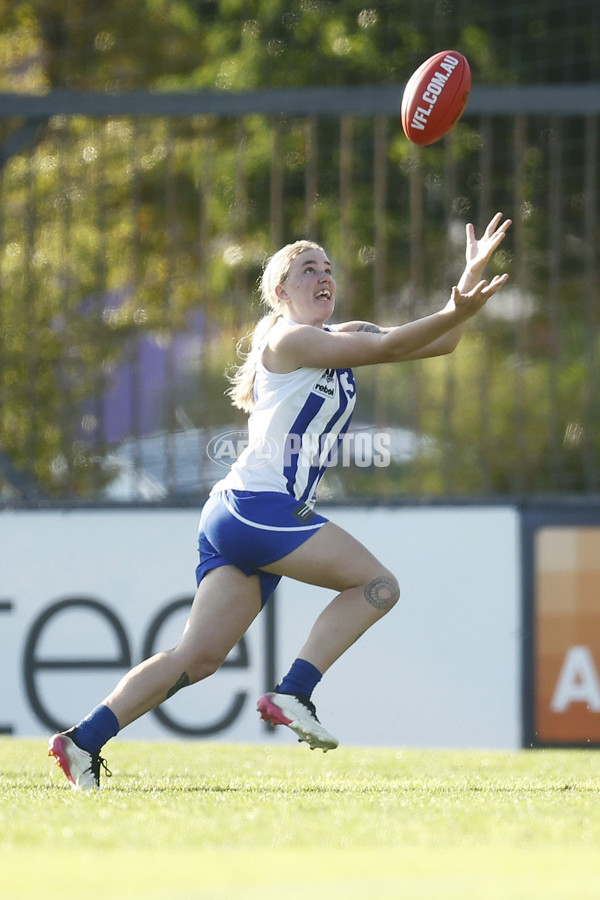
[311,368,337,399]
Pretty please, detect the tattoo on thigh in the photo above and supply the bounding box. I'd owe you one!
[364,576,399,611]
[166,671,190,699]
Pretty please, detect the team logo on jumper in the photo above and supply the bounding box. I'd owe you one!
[340,368,356,399]
[292,501,316,524]
[311,368,337,399]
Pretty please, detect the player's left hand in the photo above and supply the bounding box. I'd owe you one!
[465,212,511,276]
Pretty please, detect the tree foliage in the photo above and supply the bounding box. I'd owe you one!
[0,1,599,501]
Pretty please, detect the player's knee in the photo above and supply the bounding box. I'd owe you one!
[171,647,223,684]
[188,654,222,682]
[364,572,400,613]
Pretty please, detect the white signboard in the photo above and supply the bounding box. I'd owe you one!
[0,506,520,748]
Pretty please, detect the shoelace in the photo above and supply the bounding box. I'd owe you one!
[99,756,113,779]
[87,754,113,783]
[294,694,320,721]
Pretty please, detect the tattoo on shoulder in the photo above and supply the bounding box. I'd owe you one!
[356,323,383,334]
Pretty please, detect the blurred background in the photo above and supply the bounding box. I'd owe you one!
[1,0,599,507]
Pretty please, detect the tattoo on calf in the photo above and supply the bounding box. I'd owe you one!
[364,576,399,611]
[166,671,190,699]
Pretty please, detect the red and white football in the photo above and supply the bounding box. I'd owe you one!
[401,50,471,146]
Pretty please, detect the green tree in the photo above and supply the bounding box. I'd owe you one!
[0,0,598,500]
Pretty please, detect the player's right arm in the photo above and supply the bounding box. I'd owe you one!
[265,275,506,372]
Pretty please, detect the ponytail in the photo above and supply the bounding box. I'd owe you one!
[226,313,281,412]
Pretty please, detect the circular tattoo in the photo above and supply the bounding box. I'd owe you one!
[364,575,399,610]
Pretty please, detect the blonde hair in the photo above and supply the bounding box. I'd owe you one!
[227,240,325,412]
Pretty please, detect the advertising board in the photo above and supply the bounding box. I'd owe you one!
[522,505,600,747]
[1,506,520,748]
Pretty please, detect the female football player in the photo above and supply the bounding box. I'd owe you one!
[48,212,511,788]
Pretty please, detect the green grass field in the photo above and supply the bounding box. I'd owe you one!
[1,737,599,899]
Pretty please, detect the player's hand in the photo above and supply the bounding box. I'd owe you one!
[448,274,510,317]
[464,212,511,276]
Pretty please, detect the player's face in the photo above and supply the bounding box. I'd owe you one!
[277,249,336,326]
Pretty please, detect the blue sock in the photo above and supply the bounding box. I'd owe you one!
[74,704,120,755]
[277,658,322,700]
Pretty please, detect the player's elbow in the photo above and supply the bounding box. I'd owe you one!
[435,341,459,357]
[378,334,411,363]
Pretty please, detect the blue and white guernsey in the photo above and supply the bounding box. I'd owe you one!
[212,320,356,507]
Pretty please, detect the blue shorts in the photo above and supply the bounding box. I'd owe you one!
[196,490,329,606]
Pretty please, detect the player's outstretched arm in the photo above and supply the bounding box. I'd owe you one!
[269,214,512,369]
[374,212,511,360]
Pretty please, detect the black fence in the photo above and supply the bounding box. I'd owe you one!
[0,85,599,505]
